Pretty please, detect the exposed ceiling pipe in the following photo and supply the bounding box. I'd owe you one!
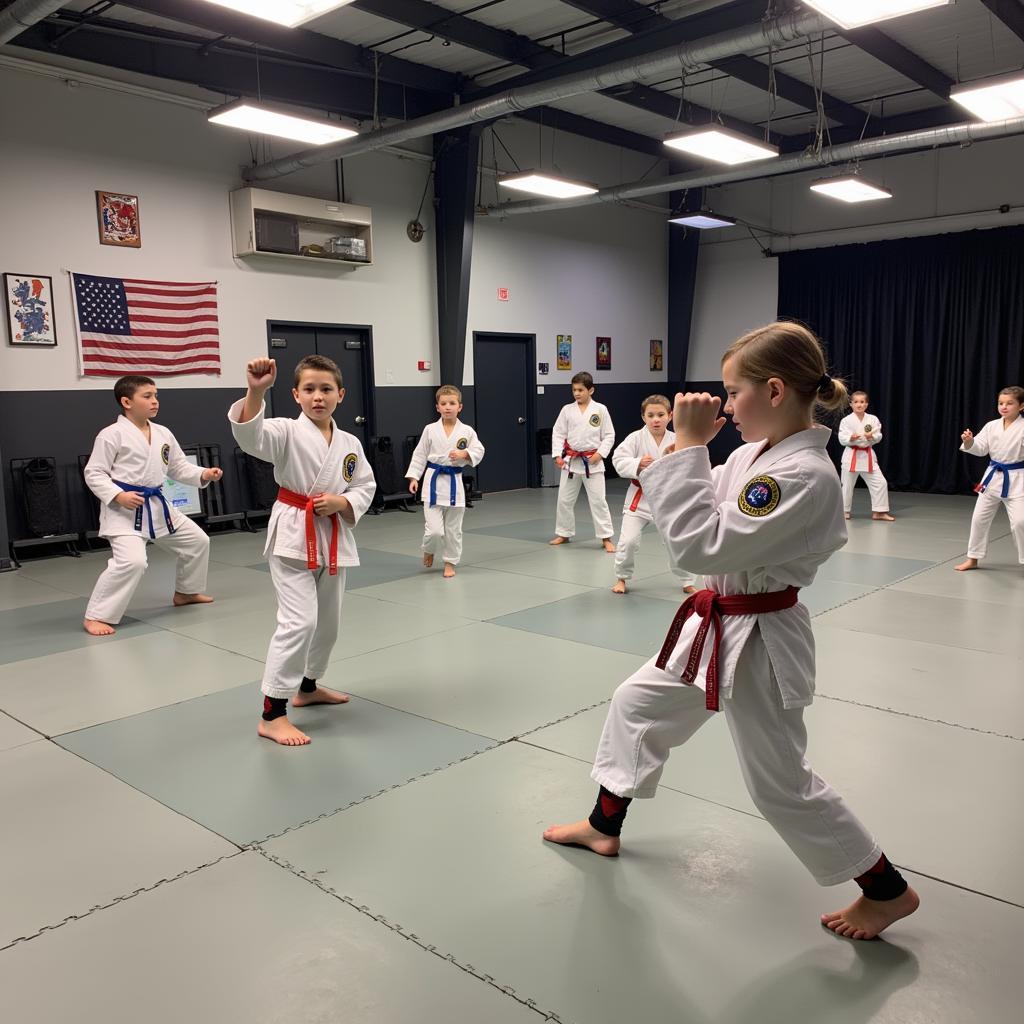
[243,8,828,183]
[0,1,67,44]
[487,115,1024,216]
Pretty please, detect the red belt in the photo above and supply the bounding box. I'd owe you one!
[276,486,339,575]
[850,446,874,473]
[563,443,598,478]
[655,586,800,711]
[629,480,643,512]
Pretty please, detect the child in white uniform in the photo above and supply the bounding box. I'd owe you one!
[550,371,616,551]
[544,322,919,942]
[406,385,485,579]
[83,374,221,636]
[838,391,895,521]
[955,385,1024,572]
[611,394,698,595]
[230,356,376,747]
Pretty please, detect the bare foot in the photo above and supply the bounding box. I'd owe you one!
[954,558,978,572]
[602,539,616,553]
[257,717,311,746]
[291,685,349,707]
[872,512,896,522]
[612,579,627,594]
[422,552,434,568]
[683,585,697,595]
[821,886,920,940]
[83,618,116,636]
[543,819,620,856]
[173,592,214,607]
[844,511,851,520]
[443,563,456,578]
[549,536,569,545]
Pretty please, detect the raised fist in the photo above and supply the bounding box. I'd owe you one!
[246,358,277,391]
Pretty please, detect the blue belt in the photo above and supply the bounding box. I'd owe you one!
[977,460,1024,499]
[114,480,176,538]
[427,462,462,507]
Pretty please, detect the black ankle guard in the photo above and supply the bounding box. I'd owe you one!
[588,785,632,837]
[262,696,287,721]
[855,854,908,902]
[300,677,317,693]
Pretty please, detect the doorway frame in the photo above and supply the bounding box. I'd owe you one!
[265,319,377,438]
[471,330,538,489]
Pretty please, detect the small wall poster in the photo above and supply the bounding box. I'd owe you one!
[4,273,57,346]
[596,336,611,370]
[650,339,664,372]
[164,454,203,516]
[556,334,572,370]
[97,190,142,247]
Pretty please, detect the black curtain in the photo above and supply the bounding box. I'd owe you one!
[777,226,1024,494]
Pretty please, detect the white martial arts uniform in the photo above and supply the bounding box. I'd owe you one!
[405,419,485,566]
[84,417,211,625]
[592,427,882,886]
[960,415,1024,563]
[229,400,376,698]
[551,401,615,540]
[838,412,890,513]
[611,427,697,588]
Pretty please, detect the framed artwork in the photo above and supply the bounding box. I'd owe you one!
[538,362,549,375]
[4,273,57,346]
[96,190,141,247]
[649,339,663,372]
[556,334,572,371]
[596,336,611,370]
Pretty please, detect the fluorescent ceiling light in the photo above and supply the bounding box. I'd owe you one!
[201,1,356,28]
[669,212,736,229]
[810,176,893,203]
[498,172,598,199]
[208,101,358,145]
[800,1,951,31]
[951,72,1024,122]
[664,128,778,166]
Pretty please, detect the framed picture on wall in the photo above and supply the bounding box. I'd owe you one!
[596,336,611,370]
[4,273,57,346]
[96,190,142,247]
[556,334,572,370]
[650,339,663,372]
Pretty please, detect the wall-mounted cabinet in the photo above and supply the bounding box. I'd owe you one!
[229,187,373,267]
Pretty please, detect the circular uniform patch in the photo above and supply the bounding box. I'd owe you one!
[738,475,781,517]
[160,443,170,465]
[456,437,468,450]
[343,453,358,482]
[589,413,601,427]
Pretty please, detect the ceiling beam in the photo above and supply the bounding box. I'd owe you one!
[977,0,1024,45]
[838,25,952,99]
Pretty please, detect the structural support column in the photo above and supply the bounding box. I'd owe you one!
[434,125,481,388]
[667,172,704,389]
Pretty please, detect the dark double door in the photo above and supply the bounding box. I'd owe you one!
[266,322,374,447]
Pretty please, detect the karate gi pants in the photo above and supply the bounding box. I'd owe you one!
[614,512,697,587]
[263,556,346,699]
[591,630,881,886]
[966,489,1024,562]
[85,517,210,625]
[555,471,614,540]
[841,467,890,513]
[422,505,465,565]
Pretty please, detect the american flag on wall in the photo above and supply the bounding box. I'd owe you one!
[70,273,221,376]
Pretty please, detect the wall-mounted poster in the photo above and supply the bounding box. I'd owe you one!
[596,336,611,370]
[4,273,57,346]
[556,334,572,371]
[649,339,664,372]
[96,190,142,247]
[164,454,203,516]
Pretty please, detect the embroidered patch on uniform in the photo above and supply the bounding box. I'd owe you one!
[738,475,781,517]
[456,437,468,450]
[160,443,170,465]
[589,413,601,427]
[343,453,358,482]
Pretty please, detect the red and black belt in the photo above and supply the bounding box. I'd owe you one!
[276,486,339,575]
[562,442,598,478]
[655,586,800,711]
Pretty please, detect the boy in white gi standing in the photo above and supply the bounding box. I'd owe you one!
[610,394,698,595]
[955,385,1024,572]
[230,356,376,747]
[405,385,485,579]
[83,375,221,636]
[838,391,895,521]
[549,371,616,551]
[545,322,919,942]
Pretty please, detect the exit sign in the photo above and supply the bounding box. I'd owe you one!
[497,286,510,302]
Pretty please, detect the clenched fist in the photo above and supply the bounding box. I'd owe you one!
[246,358,277,392]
